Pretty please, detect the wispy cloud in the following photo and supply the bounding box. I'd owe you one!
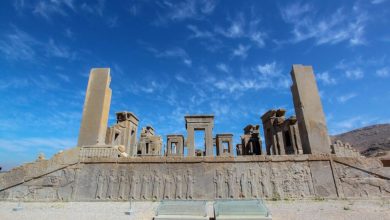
[81,0,105,16]
[46,38,76,59]
[280,2,367,46]
[232,44,251,59]
[316,72,337,85]
[211,61,290,93]
[345,69,364,79]
[33,0,75,20]
[337,93,357,103]
[148,47,192,66]
[376,67,389,77]
[371,0,388,4]
[155,0,216,24]
[215,12,267,48]
[0,26,77,62]
[187,25,214,39]
[216,63,230,73]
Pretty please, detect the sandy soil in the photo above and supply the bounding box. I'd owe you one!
[0,199,389,220]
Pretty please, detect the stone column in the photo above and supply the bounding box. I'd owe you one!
[77,68,112,147]
[228,137,233,156]
[167,139,172,155]
[205,126,213,156]
[187,126,195,156]
[178,139,183,155]
[291,65,331,154]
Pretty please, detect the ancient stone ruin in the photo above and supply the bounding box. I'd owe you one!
[0,64,389,202]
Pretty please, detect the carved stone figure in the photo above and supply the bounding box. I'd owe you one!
[226,169,235,198]
[107,169,117,199]
[152,171,161,199]
[96,171,105,199]
[214,170,223,198]
[175,173,183,199]
[237,173,247,198]
[141,174,150,199]
[185,170,195,199]
[259,166,269,198]
[270,166,281,198]
[129,172,139,199]
[248,169,258,198]
[118,170,128,200]
[163,174,174,199]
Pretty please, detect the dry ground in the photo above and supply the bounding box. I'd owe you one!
[0,199,389,220]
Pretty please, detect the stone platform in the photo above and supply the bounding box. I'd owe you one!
[0,147,389,202]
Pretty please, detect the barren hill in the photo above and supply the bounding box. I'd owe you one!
[331,124,390,157]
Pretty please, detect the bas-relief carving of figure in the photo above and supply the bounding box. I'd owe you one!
[214,170,223,198]
[141,174,150,199]
[185,170,195,199]
[248,169,258,198]
[153,171,162,200]
[175,173,183,199]
[259,166,269,198]
[71,169,79,200]
[237,173,247,198]
[96,171,105,199]
[129,172,139,199]
[164,174,174,199]
[107,169,118,199]
[226,169,235,198]
[270,166,282,198]
[118,170,128,200]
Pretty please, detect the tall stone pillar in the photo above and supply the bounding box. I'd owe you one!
[187,126,195,156]
[290,65,331,154]
[205,126,213,156]
[77,68,112,147]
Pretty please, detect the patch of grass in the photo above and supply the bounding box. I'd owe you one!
[314,196,325,201]
[271,193,281,201]
[343,206,351,211]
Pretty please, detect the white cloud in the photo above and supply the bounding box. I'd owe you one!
[232,44,251,59]
[280,2,367,46]
[216,63,230,73]
[215,13,267,48]
[376,67,389,77]
[0,26,78,62]
[187,25,214,38]
[371,0,387,4]
[57,73,70,82]
[0,26,39,61]
[46,38,76,59]
[155,0,216,23]
[212,61,289,93]
[345,69,364,79]
[81,0,105,16]
[316,72,337,85]
[148,47,192,66]
[337,93,357,103]
[33,0,75,20]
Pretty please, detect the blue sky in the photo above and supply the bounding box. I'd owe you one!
[1,0,390,170]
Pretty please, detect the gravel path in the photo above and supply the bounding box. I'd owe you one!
[0,199,389,220]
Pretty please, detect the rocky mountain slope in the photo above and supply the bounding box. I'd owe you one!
[331,124,390,158]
